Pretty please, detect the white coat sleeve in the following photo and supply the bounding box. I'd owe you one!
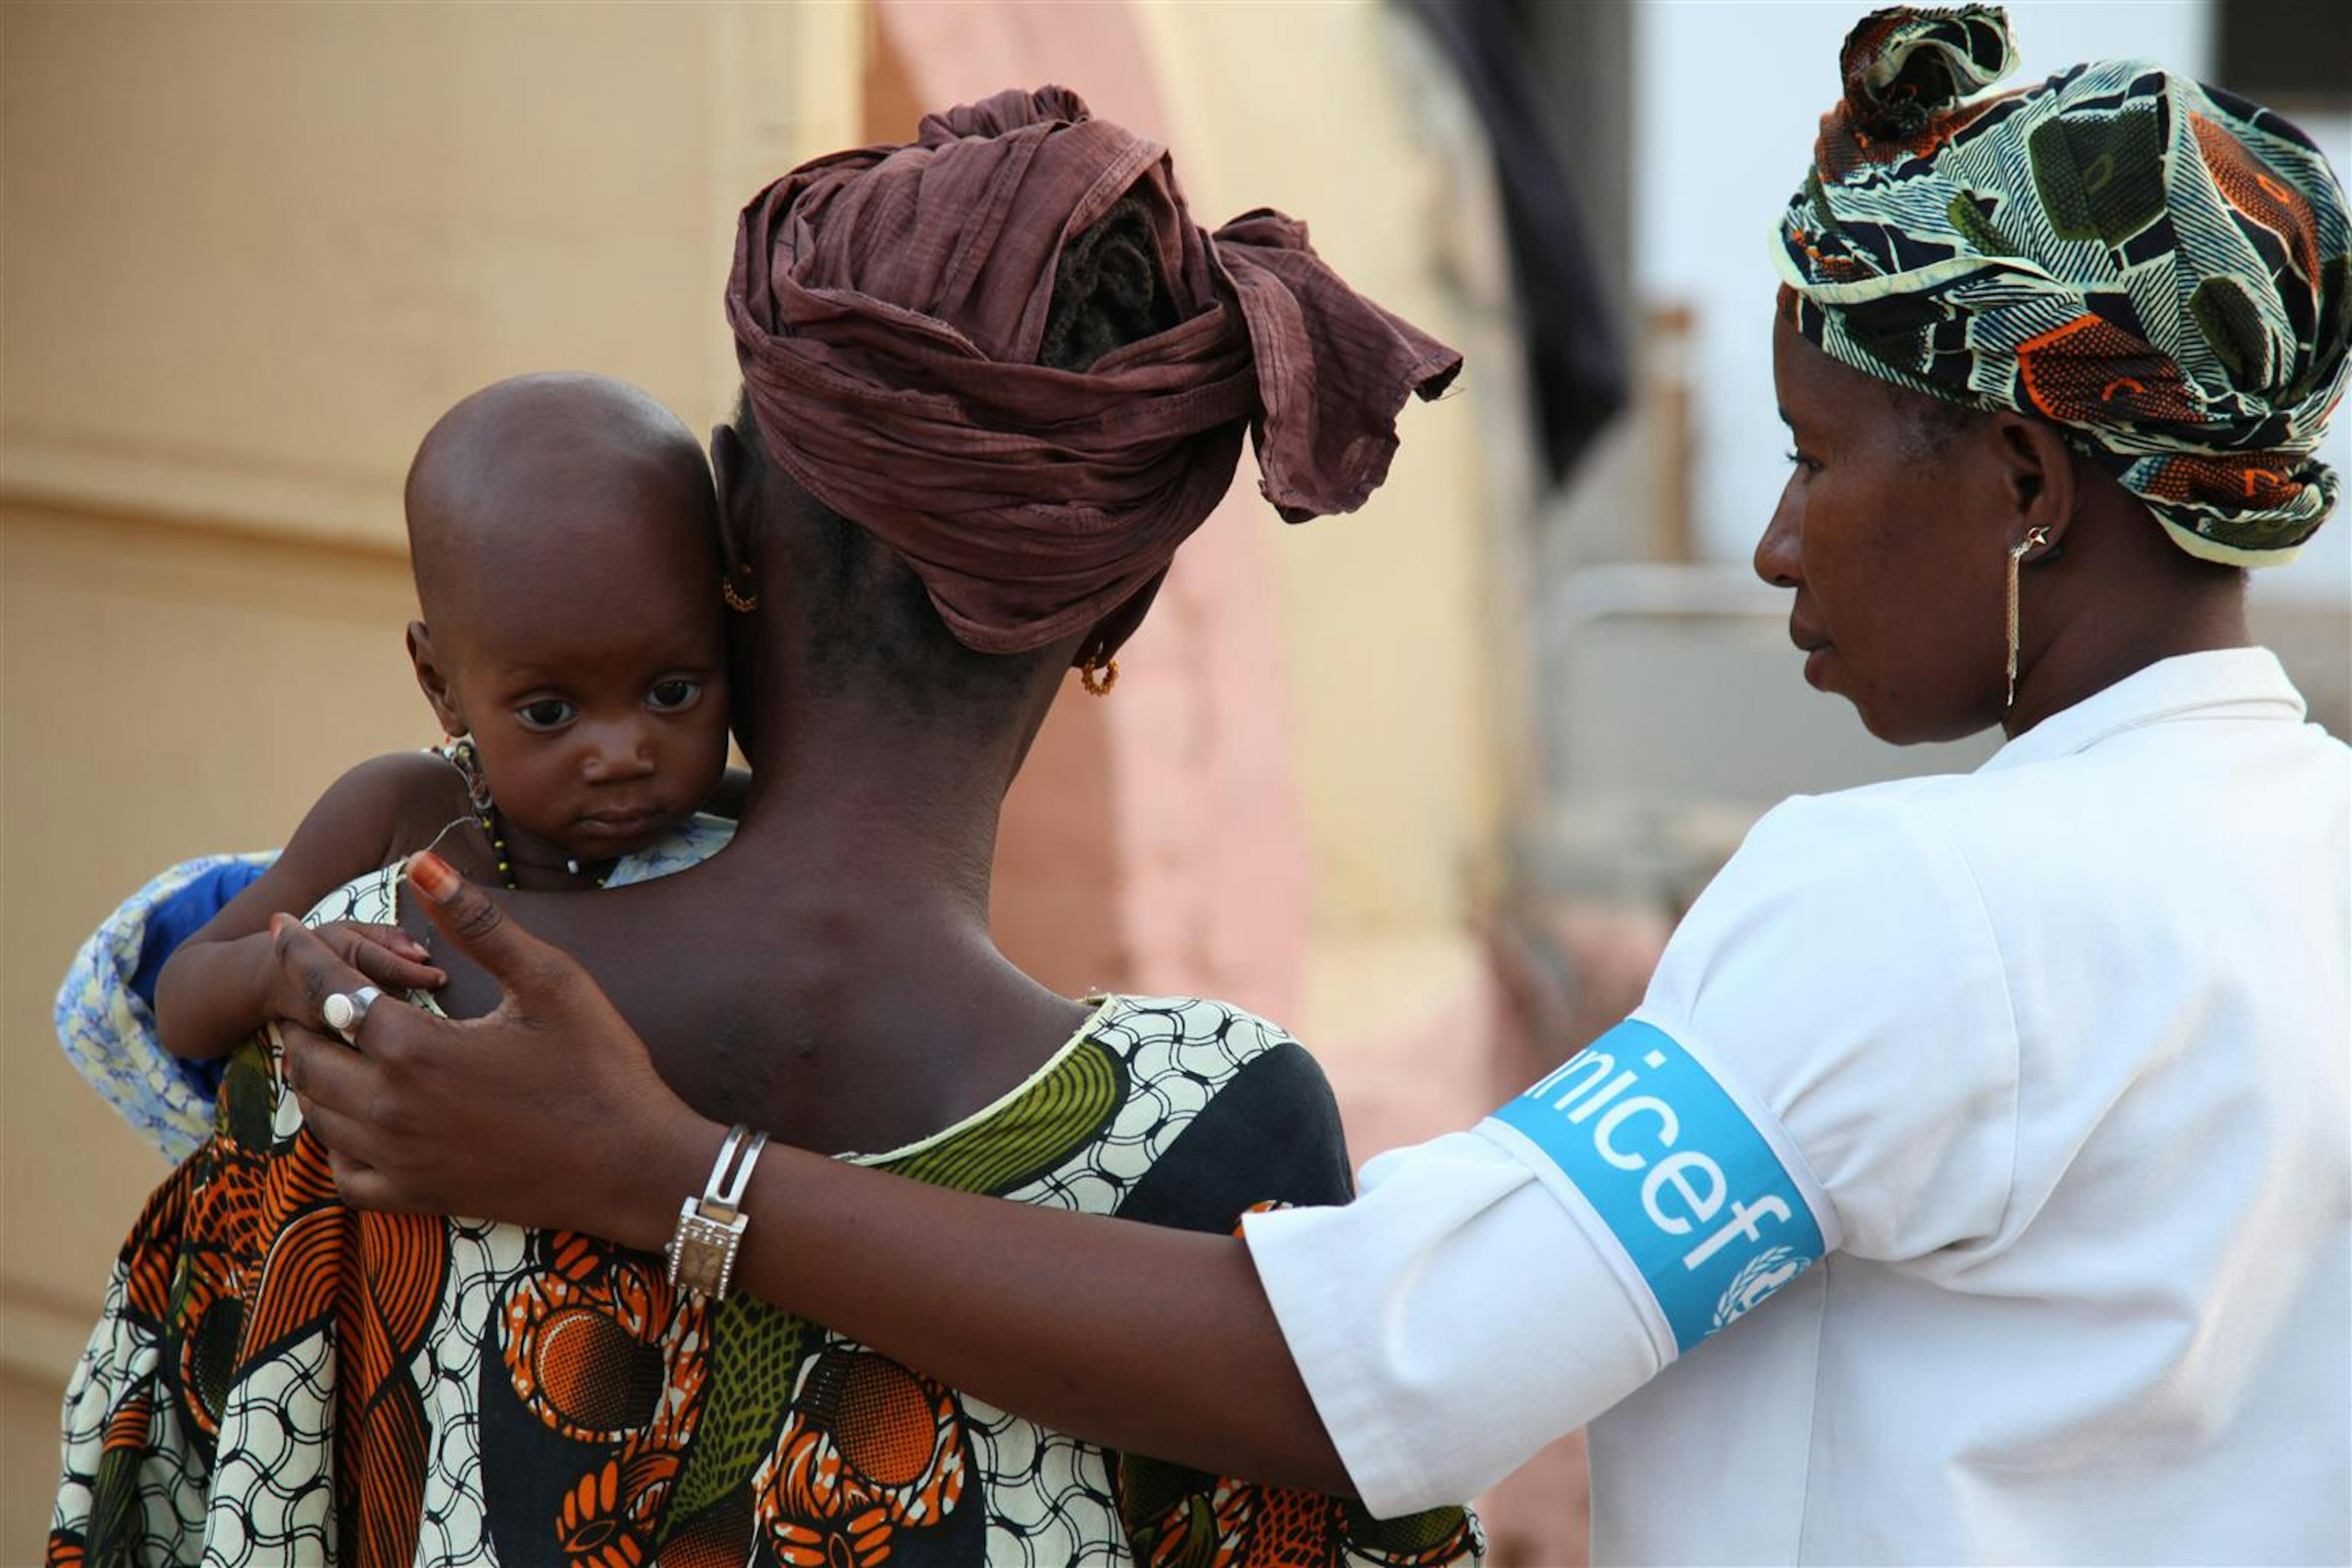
[1242,791,2019,1516]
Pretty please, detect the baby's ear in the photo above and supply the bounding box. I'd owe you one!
[407,621,467,737]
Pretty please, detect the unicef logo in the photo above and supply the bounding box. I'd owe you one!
[1711,1245,1810,1331]
[1494,1020,1828,1356]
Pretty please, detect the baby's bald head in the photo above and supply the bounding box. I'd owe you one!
[405,373,718,642]
[401,375,732,866]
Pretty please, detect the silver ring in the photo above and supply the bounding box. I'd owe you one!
[323,985,384,1043]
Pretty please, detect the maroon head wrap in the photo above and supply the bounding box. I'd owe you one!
[726,86,1463,654]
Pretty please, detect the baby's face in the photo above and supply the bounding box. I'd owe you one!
[439,537,729,866]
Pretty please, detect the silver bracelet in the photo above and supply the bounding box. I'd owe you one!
[665,1124,769,1301]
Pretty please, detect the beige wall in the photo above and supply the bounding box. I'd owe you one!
[3,4,862,549]
[1,508,430,1549]
[0,4,862,1551]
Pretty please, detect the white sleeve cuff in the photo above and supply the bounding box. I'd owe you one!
[1243,1130,1661,1518]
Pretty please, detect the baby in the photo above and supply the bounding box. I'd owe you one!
[156,373,734,1061]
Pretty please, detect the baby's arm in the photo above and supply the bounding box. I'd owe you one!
[154,753,452,1061]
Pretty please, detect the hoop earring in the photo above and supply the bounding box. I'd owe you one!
[1079,648,1119,697]
[722,568,759,614]
[446,734,495,814]
[2004,525,2051,709]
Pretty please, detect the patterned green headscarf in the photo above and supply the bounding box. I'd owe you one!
[1774,5,2350,566]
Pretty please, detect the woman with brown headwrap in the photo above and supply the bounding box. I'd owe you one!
[50,89,1477,1567]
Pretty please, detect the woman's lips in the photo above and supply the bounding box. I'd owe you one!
[1790,621,1834,690]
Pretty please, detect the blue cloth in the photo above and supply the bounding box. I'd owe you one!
[128,860,267,1101]
[58,854,277,1161]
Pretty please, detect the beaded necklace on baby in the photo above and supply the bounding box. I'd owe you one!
[446,736,609,892]
[474,804,609,891]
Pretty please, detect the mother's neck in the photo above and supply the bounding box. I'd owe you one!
[684,587,1094,1076]
[728,700,1011,927]
[714,583,1059,943]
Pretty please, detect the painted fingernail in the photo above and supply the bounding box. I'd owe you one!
[408,851,459,903]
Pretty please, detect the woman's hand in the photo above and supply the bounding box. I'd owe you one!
[268,852,719,1246]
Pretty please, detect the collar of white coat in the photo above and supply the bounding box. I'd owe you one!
[1980,646,2308,774]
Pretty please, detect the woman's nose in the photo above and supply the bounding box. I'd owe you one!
[1753,481,1804,589]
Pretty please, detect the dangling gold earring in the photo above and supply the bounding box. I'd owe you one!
[1079,645,1119,697]
[2004,525,2051,709]
[722,567,758,613]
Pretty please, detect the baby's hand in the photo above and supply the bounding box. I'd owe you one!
[309,921,447,998]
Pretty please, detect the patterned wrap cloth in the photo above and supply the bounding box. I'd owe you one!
[1773,5,2351,566]
[728,85,1462,654]
[51,824,1483,1567]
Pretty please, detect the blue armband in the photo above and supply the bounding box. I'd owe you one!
[1483,1019,1833,1361]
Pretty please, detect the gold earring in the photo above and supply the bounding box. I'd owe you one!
[1079,648,1119,697]
[722,569,758,613]
[2005,525,2051,709]
[446,733,494,814]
